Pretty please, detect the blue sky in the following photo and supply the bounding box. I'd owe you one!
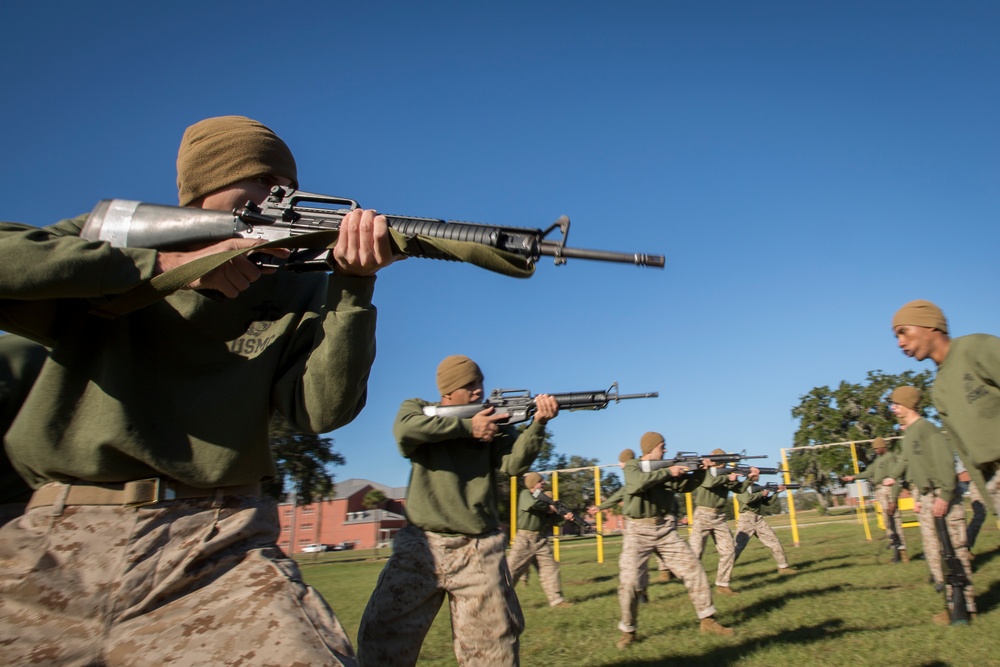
[2,2,998,489]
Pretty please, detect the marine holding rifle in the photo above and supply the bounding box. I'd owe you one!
[885,385,975,625]
[842,437,909,562]
[508,471,575,608]
[0,116,394,666]
[611,432,733,650]
[357,355,559,667]
[733,477,798,574]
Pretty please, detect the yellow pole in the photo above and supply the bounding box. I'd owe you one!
[684,492,694,536]
[780,448,800,547]
[850,443,873,541]
[510,475,517,544]
[552,471,561,562]
[733,493,740,521]
[593,466,604,563]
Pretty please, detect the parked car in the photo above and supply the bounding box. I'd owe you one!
[301,543,326,553]
[330,541,355,551]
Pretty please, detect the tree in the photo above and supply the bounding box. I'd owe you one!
[363,489,387,510]
[789,369,934,505]
[265,413,346,505]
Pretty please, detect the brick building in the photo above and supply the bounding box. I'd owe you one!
[278,478,408,554]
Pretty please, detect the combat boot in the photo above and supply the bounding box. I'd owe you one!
[658,570,672,582]
[778,566,797,575]
[616,631,635,649]
[700,617,734,636]
[900,550,910,563]
[715,585,738,596]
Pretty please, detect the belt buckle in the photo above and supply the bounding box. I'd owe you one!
[124,478,175,506]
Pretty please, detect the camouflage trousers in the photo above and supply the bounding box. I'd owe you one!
[357,524,522,667]
[688,506,736,587]
[733,513,789,568]
[875,485,907,551]
[0,488,356,666]
[916,490,976,613]
[617,516,715,633]
[508,530,565,606]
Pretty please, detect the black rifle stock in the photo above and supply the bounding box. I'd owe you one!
[639,451,768,473]
[422,382,658,425]
[81,187,665,271]
[934,515,971,624]
[531,489,588,530]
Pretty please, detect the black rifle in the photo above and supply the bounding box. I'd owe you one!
[531,489,588,530]
[639,451,768,473]
[727,466,787,476]
[81,187,665,272]
[750,483,801,493]
[883,502,904,563]
[934,515,971,624]
[422,382,657,425]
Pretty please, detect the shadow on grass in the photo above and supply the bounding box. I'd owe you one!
[603,618,850,666]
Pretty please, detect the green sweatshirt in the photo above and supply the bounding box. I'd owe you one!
[516,488,563,532]
[692,467,751,511]
[933,334,1000,470]
[736,486,781,516]
[887,418,958,503]
[394,397,545,535]
[855,450,900,484]
[621,459,705,519]
[0,216,378,488]
[597,487,625,511]
[0,334,47,503]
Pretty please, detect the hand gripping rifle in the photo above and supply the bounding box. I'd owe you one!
[422,382,658,425]
[639,451,768,473]
[531,489,588,529]
[934,515,971,624]
[81,187,665,275]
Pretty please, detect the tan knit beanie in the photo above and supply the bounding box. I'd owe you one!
[892,300,948,334]
[891,386,921,411]
[524,472,543,488]
[618,448,635,463]
[436,355,484,396]
[177,115,298,206]
[640,431,664,456]
[872,437,887,450]
[710,448,726,456]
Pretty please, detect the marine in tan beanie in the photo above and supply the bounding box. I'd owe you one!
[639,432,665,457]
[436,355,484,396]
[892,300,952,365]
[524,472,544,489]
[890,386,921,412]
[619,449,635,463]
[177,115,298,207]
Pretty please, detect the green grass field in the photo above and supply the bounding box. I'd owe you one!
[298,509,1000,666]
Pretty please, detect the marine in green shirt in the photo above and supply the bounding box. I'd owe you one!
[892,299,1000,516]
[358,355,559,667]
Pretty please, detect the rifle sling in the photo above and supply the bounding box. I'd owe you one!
[89,228,535,318]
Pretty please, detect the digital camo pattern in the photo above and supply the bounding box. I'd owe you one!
[357,525,523,667]
[0,493,356,667]
[617,516,715,633]
[734,512,789,568]
[508,530,565,606]
[688,506,737,587]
